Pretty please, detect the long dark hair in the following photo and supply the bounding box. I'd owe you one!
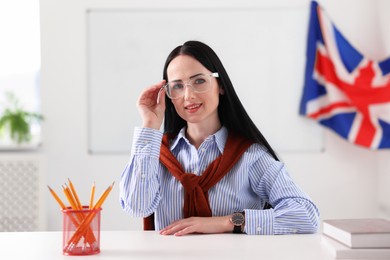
[162,41,279,161]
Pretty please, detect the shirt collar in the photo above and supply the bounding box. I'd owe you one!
[170,126,229,153]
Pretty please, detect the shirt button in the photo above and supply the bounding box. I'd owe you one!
[141,173,146,179]
[256,227,262,232]
[201,148,206,153]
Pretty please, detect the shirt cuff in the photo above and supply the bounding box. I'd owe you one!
[244,209,274,235]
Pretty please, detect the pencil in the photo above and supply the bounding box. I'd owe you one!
[89,182,95,209]
[92,181,114,209]
[63,184,97,249]
[63,184,78,210]
[48,180,106,253]
[47,185,66,209]
[64,182,114,251]
[68,178,82,209]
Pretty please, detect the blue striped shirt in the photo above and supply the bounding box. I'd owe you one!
[120,126,320,235]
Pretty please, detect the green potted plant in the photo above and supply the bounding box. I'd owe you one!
[0,91,43,145]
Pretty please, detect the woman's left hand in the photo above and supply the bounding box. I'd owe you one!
[159,216,233,236]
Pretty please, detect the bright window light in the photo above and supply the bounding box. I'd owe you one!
[0,0,41,146]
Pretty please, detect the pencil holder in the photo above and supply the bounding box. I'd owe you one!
[62,206,102,255]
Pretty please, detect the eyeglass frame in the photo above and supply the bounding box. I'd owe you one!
[163,72,219,99]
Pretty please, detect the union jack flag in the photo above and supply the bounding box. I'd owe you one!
[299,1,390,149]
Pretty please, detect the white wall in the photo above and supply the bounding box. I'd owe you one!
[39,0,390,231]
[377,0,390,219]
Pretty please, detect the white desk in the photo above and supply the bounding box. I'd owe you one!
[0,231,337,260]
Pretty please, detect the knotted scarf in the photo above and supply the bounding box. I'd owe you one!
[143,131,253,230]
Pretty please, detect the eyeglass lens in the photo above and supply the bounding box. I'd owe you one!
[165,74,211,99]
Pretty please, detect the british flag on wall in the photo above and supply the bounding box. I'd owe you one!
[299,1,390,149]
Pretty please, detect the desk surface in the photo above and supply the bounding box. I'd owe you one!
[0,231,338,260]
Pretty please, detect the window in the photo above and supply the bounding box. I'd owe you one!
[0,0,41,147]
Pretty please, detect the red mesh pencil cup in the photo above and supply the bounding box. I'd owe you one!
[62,206,102,255]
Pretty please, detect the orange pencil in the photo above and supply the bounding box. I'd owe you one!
[64,182,114,251]
[63,184,78,210]
[48,185,94,246]
[62,184,97,249]
[47,185,66,209]
[89,182,95,209]
[92,181,114,209]
[68,178,82,209]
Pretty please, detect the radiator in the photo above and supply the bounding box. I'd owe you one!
[0,156,44,231]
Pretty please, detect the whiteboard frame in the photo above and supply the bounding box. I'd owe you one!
[87,6,324,154]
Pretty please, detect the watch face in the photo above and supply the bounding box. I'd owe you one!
[231,212,245,225]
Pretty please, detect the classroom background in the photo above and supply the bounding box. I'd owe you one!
[0,0,389,232]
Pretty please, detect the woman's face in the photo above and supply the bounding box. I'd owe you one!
[166,55,222,128]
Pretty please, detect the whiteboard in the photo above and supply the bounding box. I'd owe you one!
[87,8,324,154]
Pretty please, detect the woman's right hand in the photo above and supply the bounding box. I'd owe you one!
[136,80,166,130]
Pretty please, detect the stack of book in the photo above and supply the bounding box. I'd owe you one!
[321,218,390,259]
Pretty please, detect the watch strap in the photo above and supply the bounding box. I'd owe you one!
[233,224,242,233]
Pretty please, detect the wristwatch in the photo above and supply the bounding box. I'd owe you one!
[230,211,245,233]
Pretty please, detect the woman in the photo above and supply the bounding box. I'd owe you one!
[120,41,319,236]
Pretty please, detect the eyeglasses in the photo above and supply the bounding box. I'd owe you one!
[164,72,219,99]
